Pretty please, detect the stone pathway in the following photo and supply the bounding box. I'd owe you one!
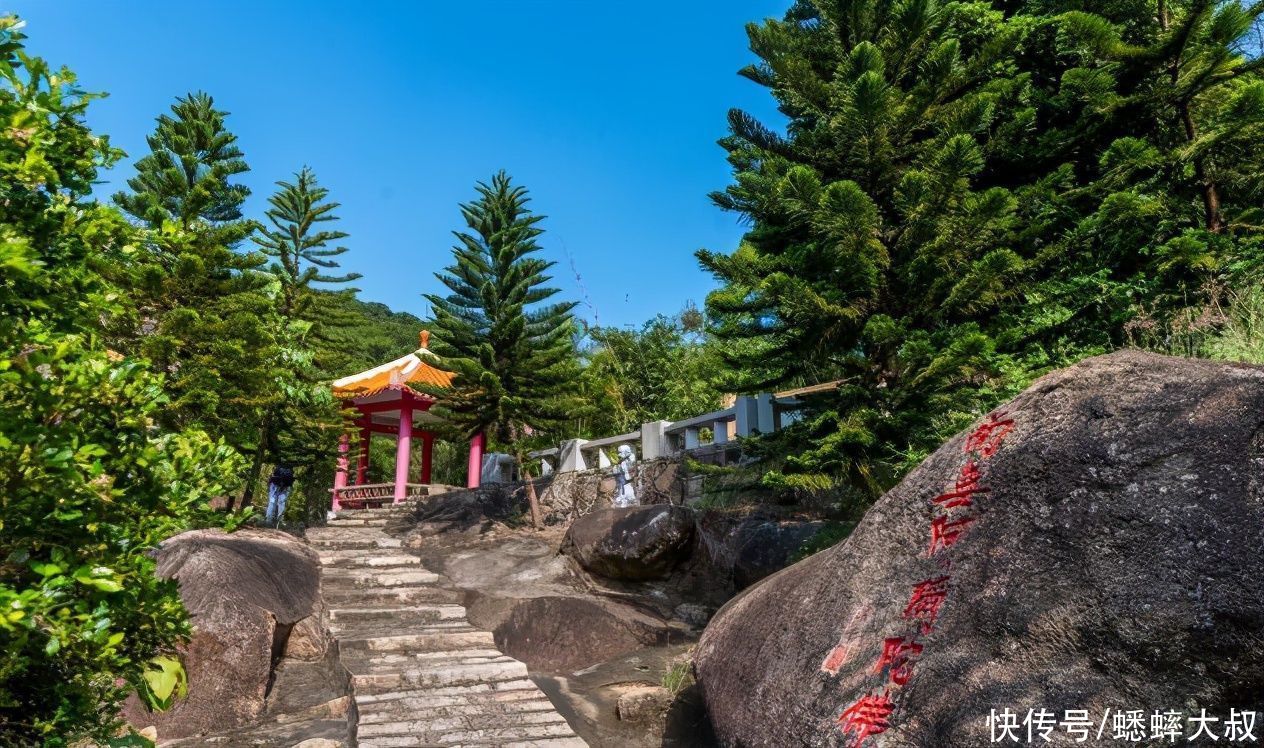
[307,503,587,748]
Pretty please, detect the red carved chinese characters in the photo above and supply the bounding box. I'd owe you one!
[927,514,976,556]
[872,637,923,686]
[902,575,951,634]
[932,459,988,509]
[829,412,1016,745]
[964,412,1014,458]
[838,691,895,747]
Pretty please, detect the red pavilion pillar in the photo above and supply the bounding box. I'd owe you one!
[467,431,484,489]
[332,432,350,512]
[393,399,413,503]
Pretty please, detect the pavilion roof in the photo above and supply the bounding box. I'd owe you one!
[330,331,454,399]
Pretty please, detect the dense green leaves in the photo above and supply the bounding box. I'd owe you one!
[0,17,243,742]
[420,172,579,454]
[702,0,1264,499]
[111,91,279,457]
[574,312,725,436]
[254,166,362,321]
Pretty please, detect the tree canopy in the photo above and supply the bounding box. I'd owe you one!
[0,19,243,742]
[700,0,1264,497]
[420,172,580,447]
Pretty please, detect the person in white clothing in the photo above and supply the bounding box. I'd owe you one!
[612,444,638,507]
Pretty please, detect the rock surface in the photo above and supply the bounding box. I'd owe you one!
[695,351,1264,746]
[697,513,826,589]
[122,528,331,739]
[562,505,695,580]
[616,685,673,723]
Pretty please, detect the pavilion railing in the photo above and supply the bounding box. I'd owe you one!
[333,482,430,508]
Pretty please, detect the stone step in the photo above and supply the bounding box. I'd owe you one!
[307,528,400,544]
[326,518,389,528]
[358,694,562,723]
[308,540,401,553]
[357,722,578,746]
[307,525,394,537]
[340,630,495,654]
[308,538,404,552]
[357,709,570,738]
[323,585,461,608]
[355,679,540,706]
[334,507,419,519]
[349,658,530,694]
[321,568,440,588]
[318,552,423,568]
[358,682,551,712]
[346,647,508,671]
[329,619,479,642]
[328,604,466,625]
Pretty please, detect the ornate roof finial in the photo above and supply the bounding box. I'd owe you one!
[419,329,430,350]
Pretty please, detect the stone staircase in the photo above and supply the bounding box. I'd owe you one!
[307,502,586,748]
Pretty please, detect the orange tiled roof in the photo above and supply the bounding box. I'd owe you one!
[330,331,454,399]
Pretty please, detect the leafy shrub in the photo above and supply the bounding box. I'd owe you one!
[0,17,244,743]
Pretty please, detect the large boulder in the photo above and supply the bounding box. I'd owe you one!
[695,351,1264,746]
[562,504,695,580]
[698,513,826,589]
[122,528,330,739]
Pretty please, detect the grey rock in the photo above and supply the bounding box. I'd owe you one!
[672,603,711,628]
[695,351,1264,746]
[562,505,695,580]
[616,685,672,723]
[726,516,826,589]
[121,528,329,739]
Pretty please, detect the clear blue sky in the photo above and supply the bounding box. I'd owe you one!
[9,1,788,330]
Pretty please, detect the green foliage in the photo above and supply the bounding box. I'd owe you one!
[113,91,254,244]
[235,167,368,506]
[702,0,1264,499]
[0,17,243,741]
[661,659,694,696]
[420,172,580,457]
[111,91,280,458]
[575,311,724,437]
[254,166,362,320]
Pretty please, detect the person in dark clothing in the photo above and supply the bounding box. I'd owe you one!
[265,465,295,526]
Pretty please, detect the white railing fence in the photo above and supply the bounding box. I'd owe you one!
[529,389,818,476]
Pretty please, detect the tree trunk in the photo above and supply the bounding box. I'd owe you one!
[1180,103,1225,234]
[238,412,272,512]
[522,466,543,530]
[1161,4,1225,234]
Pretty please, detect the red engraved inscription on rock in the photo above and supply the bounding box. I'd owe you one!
[872,637,923,686]
[902,575,951,634]
[927,514,976,556]
[964,413,1014,458]
[838,691,895,747]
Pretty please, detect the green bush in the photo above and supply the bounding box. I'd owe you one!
[0,17,244,743]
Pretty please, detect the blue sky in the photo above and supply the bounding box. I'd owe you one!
[10,1,788,330]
